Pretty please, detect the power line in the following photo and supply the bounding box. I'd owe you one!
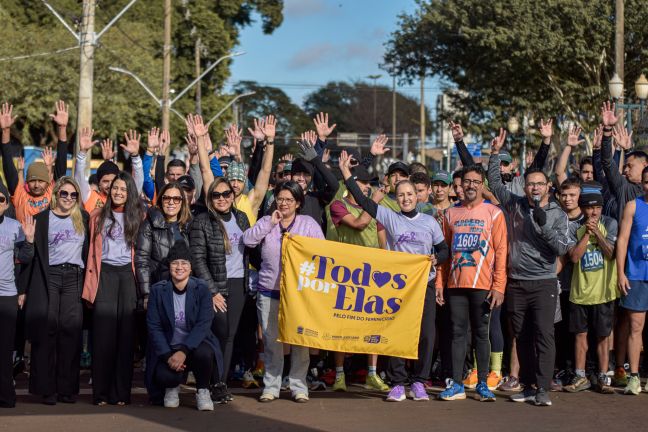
[0,46,79,63]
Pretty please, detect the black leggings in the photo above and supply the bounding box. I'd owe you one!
[154,342,215,390]
[0,295,17,408]
[91,264,137,405]
[211,278,245,381]
[490,304,504,352]
[448,289,491,383]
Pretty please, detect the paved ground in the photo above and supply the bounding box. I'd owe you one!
[4,375,648,432]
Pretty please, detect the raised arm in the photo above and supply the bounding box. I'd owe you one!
[600,102,627,195]
[313,112,336,154]
[121,130,144,194]
[449,121,476,167]
[187,114,215,198]
[50,100,69,180]
[245,117,276,211]
[339,150,378,218]
[75,128,96,203]
[555,125,583,185]
[299,130,339,204]
[1,103,19,194]
[361,134,391,169]
[486,129,516,206]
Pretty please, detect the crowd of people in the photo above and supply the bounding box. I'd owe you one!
[0,98,646,411]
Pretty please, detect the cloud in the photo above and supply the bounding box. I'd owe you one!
[288,42,383,69]
[288,43,335,68]
[284,0,329,17]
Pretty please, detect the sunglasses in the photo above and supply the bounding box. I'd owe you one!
[211,190,233,200]
[59,190,79,200]
[161,195,182,204]
[0,196,6,204]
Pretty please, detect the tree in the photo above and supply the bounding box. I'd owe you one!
[0,0,283,148]
[232,81,311,137]
[384,0,648,140]
[303,81,431,135]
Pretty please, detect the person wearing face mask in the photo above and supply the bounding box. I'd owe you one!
[488,122,573,407]
[338,151,449,403]
[190,177,254,404]
[1,101,69,224]
[23,177,89,405]
[82,172,144,406]
[0,182,34,408]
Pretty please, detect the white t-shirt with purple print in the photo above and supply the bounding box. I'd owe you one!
[0,216,25,296]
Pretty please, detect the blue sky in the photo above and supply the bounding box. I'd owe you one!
[226,0,440,110]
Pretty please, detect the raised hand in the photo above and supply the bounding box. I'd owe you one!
[101,139,115,161]
[270,210,282,225]
[78,127,95,153]
[41,146,54,168]
[449,121,464,142]
[186,114,209,137]
[49,100,69,127]
[322,148,331,164]
[592,125,603,150]
[225,124,242,158]
[185,135,198,164]
[160,129,171,154]
[16,156,24,172]
[260,115,277,141]
[247,118,266,141]
[283,153,294,162]
[147,127,160,153]
[0,102,17,130]
[121,129,141,156]
[21,214,35,243]
[601,101,619,127]
[525,149,535,168]
[612,125,633,150]
[490,128,507,153]
[338,149,353,178]
[539,119,553,140]
[298,131,318,161]
[313,112,336,141]
[567,125,584,147]
[370,134,390,156]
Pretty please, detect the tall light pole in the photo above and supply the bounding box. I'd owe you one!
[162,0,172,130]
[615,0,624,81]
[367,74,382,130]
[392,75,397,143]
[420,73,426,166]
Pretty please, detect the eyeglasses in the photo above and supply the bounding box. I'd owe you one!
[0,196,6,204]
[526,182,548,188]
[276,197,296,204]
[161,195,182,204]
[211,190,233,200]
[59,190,79,200]
[462,179,483,186]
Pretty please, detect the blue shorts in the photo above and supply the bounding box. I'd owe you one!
[620,280,648,312]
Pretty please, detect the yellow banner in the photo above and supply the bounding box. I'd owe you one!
[279,234,431,359]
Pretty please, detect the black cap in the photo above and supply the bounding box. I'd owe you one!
[291,158,315,177]
[167,241,192,264]
[219,156,232,167]
[387,161,410,177]
[351,165,373,182]
[177,175,195,191]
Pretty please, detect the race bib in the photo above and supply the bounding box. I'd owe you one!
[453,233,480,253]
[581,249,604,272]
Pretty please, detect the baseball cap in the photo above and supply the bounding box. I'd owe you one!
[227,162,247,182]
[291,158,314,177]
[387,161,410,177]
[498,151,513,164]
[351,165,373,182]
[431,170,452,185]
[177,175,195,191]
[219,156,232,168]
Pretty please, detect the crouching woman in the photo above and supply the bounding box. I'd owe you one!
[145,242,223,411]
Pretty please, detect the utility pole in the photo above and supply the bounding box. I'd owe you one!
[367,74,382,130]
[162,0,172,130]
[420,73,426,166]
[195,38,202,115]
[615,0,624,82]
[77,0,96,160]
[392,76,397,143]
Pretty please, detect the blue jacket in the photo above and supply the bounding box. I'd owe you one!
[145,276,222,403]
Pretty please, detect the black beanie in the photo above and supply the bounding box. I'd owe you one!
[167,241,192,264]
[96,160,120,182]
[291,158,314,177]
[579,182,604,207]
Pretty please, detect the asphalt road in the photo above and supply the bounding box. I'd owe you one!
[3,378,646,432]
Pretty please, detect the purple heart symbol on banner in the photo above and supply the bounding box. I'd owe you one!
[372,271,392,288]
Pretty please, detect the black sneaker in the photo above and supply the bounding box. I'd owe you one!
[534,388,552,406]
[210,382,229,404]
[510,387,536,403]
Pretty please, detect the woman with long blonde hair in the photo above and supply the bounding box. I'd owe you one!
[24,176,89,405]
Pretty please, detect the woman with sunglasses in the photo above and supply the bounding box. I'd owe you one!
[23,177,89,405]
[242,181,324,403]
[135,182,192,310]
[82,172,144,406]
[0,182,34,408]
[190,177,252,402]
[338,151,449,402]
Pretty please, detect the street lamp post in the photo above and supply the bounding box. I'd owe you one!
[367,74,382,130]
[608,73,648,133]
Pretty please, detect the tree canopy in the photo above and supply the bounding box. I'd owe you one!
[384,0,648,140]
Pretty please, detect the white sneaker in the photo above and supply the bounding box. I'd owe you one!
[164,386,180,408]
[196,388,214,411]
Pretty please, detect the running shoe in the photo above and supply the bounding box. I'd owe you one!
[563,376,591,393]
[332,373,347,392]
[534,388,552,406]
[210,382,229,404]
[252,360,265,379]
[196,389,214,411]
[476,381,496,401]
[550,379,563,392]
[365,374,390,392]
[386,385,406,402]
[242,370,260,388]
[486,371,502,390]
[438,380,466,401]
[624,375,641,395]
[510,387,536,403]
[308,378,327,391]
[293,393,309,403]
[613,367,628,387]
[596,374,614,394]
[408,382,429,401]
[498,376,522,392]
[463,369,478,389]
[259,393,276,402]
[164,386,180,408]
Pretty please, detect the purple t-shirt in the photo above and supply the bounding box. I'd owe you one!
[376,206,444,280]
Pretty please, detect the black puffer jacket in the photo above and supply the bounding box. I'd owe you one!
[190,208,250,296]
[135,206,190,296]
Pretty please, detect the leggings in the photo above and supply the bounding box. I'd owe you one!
[154,342,215,390]
[211,278,245,381]
[448,289,491,383]
[0,295,17,408]
[490,304,504,352]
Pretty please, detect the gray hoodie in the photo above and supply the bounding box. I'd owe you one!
[488,154,573,280]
